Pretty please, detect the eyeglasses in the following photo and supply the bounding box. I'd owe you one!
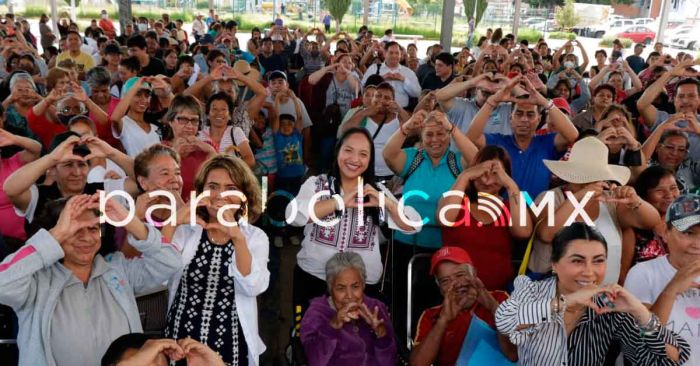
[660,144,688,154]
[173,116,200,126]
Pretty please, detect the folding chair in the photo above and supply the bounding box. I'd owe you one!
[406,253,442,351]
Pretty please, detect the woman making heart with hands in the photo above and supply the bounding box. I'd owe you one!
[594,104,645,178]
[641,112,700,193]
[438,146,533,290]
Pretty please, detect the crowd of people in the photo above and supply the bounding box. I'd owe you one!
[0,8,698,366]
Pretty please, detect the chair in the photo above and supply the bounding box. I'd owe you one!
[406,253,442,351]
[136,288,169,336]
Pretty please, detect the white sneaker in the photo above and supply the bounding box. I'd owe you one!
[290,235,301,246]
[273,236,284,248]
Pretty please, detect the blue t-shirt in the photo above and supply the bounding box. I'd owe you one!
[274,129,304,178]
[394,148,463,248]
[485,133,562,199]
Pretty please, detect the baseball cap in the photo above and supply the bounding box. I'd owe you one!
[199,34,215,45]
[552,97,571,116]
[635,43,646,49]
[122,77,151,96]
[267,70,287,82]
[666,194,700,232]
[429,246,473,275]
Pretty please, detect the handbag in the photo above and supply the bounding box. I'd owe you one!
[456,314,516,366]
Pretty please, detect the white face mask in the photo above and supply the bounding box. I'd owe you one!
[563,61,575,69]
[138,23,148,32]
[101,14,108,19]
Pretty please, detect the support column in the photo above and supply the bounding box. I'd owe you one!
[440,0,456,50]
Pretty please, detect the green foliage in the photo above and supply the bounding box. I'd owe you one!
[555,0,579,31]
[327,0,353,30]
[63,0,81,8]
[464,0,488,26]
[548,31,576,40]
[527,0,563,7]
[517,27,544,43]
[21,6,48,18]
[576,0,634,4]
[599,36,632,47]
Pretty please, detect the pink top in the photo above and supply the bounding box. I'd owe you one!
[0,153,27,240]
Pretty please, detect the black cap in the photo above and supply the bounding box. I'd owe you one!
[200,34,215,45]
[267,70,287,82]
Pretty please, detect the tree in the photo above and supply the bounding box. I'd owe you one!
[464,0,488,27]
[328,0,353,32]
[117,0,133,35]
[555,0,580,30]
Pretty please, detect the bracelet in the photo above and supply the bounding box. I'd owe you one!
[638,313,660,336]
[545,100,555,111]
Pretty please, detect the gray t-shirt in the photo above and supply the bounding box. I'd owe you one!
[325,77,356,117]
[264,95,314,128]
[653,111,700,161]
[446,98,512,150]
[51,257,131,366]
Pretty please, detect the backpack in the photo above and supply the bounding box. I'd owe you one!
[318,78,343,137]
[403,149,460,182]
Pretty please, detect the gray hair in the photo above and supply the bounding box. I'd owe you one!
[325,252,367,292]
[9,72,37,91]
[57,96,87,114]
[86,66,111,89]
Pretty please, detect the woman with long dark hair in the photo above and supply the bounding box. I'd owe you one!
[286,127,421,319]
[496,222,690,365]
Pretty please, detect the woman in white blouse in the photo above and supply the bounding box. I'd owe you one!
[496,222,690,366]
[286,127,422,319]
[164,155,269,366]
[199,91,256,168]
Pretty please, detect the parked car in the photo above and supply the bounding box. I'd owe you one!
[669,30,700,50]
[616,26,656,44]
[633,17,655,25]
[573,18,634,38]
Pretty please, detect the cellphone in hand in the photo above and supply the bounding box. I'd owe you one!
[593,293,615,309]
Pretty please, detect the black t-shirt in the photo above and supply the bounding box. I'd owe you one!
[258,53,286,75]
[139,56,167,76]
[420,72,454,91]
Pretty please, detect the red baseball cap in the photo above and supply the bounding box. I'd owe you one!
[551,97,571,116]
[429,246,473,275]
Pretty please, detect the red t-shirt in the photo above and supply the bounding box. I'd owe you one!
[89,97,122,150]
[162,140,211,202]
[414,291,509,366]
[441,202,515,291]
[27,108,68,149]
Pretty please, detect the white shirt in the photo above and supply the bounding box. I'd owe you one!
[87,159,127,183]
[363,116,400,177]
[169,223,269,366]
[286,175,422,284]
[625,256,700,366]
[361,63,421,108]
[113,115,161,157]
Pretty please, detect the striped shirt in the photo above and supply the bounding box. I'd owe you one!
[495,276,691,366]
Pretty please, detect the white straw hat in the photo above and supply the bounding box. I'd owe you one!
[543,137,631,185]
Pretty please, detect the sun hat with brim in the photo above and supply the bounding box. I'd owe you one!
[122,77,151,96]
[232,59,261,87]
[543,137,631,186]
[666,194,700,232]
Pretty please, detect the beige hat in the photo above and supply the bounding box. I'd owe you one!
[232,59,261,87]
[543,137,631,185]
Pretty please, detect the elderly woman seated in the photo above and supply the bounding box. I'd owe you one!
[0,194,182,366]
[300,252,397,366]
